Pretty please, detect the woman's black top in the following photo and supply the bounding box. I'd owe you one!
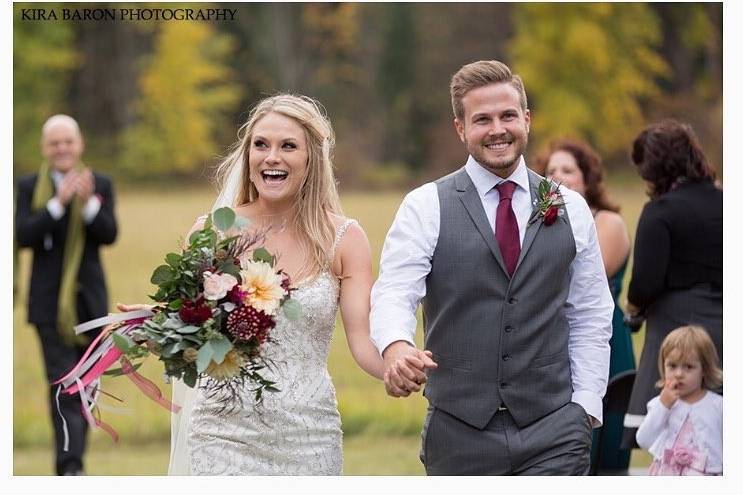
[628,179,722,310]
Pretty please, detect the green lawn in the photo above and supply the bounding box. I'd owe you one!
[13,434,426,475]
[13,182,652,474]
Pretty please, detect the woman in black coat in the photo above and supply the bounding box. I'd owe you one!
[622,120,722,448]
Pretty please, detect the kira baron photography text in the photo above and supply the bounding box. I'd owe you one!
[20,7,237,22]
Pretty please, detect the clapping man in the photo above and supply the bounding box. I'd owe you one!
[15,114,118,475]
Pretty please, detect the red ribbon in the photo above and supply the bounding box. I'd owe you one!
[120,357,182,413]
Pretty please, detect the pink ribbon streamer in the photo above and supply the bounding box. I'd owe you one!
[64,347,123,395]
[52,326,112,386]
[120,358,182,413]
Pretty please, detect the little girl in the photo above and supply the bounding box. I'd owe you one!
[636,325,722,475]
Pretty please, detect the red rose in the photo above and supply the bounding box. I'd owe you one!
[544,206,558,226]
[179,297,213,324]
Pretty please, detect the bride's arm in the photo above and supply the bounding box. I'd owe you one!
[336,223,385,380]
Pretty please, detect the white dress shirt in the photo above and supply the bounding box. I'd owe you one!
[370,155,613,424]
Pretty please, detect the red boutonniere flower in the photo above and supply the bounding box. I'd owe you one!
[529,178,566,227]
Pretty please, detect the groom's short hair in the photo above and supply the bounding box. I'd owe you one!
[450,60,528,120]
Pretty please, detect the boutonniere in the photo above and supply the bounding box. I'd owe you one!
[528,178,566,226]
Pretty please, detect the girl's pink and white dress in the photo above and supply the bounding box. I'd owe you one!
[636,391,722,475]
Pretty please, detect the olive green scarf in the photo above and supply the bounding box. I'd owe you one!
[31,161,87,346]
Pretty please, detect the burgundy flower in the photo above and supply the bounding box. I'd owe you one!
[279,270,293,296]
[543,206,559,226]
[179,297,213,325]
[227,284,247,305]
[226,305,275,344]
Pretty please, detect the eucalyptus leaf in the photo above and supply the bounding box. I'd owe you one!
[168,299,183,311]
[210,336,233,364]
[233,215,251,230]
[196,342,215,373]
[213,207,236,232]
[163,317,184,330]
[218,261,241,277]
[203,214,213,230]
[151,265,176,285]
[253,248,275,265]
[176,325,201,334]
[183,366,197,388]
[282,299,302,321]
[112,333,134,353]
[161,342,179,357]
[165,252,182,267]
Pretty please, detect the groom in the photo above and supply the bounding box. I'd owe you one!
[370,60,613,475]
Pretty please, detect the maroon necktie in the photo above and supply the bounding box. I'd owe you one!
[495,181,520,276]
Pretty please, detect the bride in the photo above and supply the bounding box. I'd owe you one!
[130,94,388,475]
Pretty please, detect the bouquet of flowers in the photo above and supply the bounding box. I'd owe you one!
[117,206,299,401]
[53,207,299,440]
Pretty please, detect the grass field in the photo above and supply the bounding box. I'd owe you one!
[13,177,653,475]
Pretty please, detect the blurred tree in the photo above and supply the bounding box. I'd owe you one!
[122,21,241,178]
[13,3,79,174]
[510,3,669,158]
[411,3,514,179]
[649,3,722,176]
[375,3,418,168]
[68,12,150,175]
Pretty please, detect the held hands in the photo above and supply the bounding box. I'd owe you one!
[382,341,437,398]
[55,169,95,205]
[660,376,682,408]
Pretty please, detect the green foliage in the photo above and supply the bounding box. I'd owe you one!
[282,298,301,321]
[121,21,241,177]
[13,4,79,174]
[212,207,236,232]
[510,3,670,155]
[252,247,275,266]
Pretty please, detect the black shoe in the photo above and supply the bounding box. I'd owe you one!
[61,468,84,476]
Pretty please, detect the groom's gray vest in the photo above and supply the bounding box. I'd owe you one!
[423,167,576,429]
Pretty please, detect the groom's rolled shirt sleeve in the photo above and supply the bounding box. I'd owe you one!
[562,188,614,427]
[370,183,439,355]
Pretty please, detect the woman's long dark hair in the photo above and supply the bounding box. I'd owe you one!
[631,119,716,199]
[536,139,620,212]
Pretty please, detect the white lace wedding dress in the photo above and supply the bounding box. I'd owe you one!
[185,220,356,475]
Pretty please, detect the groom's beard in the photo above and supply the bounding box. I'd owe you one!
[466,132,528,177]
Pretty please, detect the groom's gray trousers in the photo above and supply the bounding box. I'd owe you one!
[419,168,594,475]
[420,403,592,475]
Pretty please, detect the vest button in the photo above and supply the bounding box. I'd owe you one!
[502,354,510,361]
[508,297,517,304]
[500,382,508,388]
[504,326,513,333]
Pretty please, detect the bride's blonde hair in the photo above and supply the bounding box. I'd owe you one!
[214,94,343,281]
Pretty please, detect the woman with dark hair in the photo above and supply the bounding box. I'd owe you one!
[621,119,722,451]
[540,139,635,472]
